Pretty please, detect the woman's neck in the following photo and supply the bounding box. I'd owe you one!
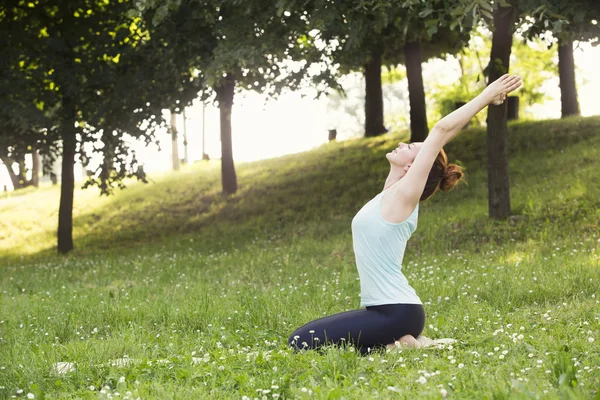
[383,167,406,191]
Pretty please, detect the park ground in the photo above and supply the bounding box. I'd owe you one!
[0,116,599,399]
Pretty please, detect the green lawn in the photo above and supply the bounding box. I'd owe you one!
[0,116,599,399]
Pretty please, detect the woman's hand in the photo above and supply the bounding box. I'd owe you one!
[484,74,523,106]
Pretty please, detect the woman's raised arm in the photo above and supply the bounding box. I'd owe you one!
[434,74,522,145]
[389,74,523,210]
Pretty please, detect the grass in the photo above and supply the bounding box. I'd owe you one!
[0,116,599,399]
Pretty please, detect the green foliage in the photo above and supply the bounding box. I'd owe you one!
[522,0,600,44]
[289,0,483,85]
[428,29,557,123]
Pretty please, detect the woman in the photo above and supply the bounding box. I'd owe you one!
[288,74,523,354]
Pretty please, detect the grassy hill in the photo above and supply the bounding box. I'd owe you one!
[0,116,598,399]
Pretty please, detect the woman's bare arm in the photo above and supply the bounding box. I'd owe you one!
[434,74,522,145]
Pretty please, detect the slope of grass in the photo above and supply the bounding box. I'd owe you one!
[0,116,599,399]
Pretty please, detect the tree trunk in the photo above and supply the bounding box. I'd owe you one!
[182,108,189,165]
[486,5,515,220]
[1,156,21,189]
[558,39,580,118]
[364,49,387,137]
[404,41,429,142]
[32,146,40,187]
[507,96,519,120]
[215,73,237,194]
[170,110,180,171]
[57,100,77,253]
[17,157,28,187]
[201,102,209,160]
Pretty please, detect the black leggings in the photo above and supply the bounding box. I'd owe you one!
[288,303,426,355]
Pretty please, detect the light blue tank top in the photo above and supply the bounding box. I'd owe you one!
[351,189,422,307]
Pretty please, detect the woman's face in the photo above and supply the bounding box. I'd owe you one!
[386,141,422,168]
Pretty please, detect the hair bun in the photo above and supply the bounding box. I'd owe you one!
[439,163,464,192]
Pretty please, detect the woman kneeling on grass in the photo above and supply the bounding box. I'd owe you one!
[289,74,523,354]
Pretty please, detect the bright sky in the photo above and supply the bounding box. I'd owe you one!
[1,41,599,190]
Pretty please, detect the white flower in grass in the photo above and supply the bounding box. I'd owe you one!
[27,394,35,399]
[309,330,315,334]
[458,363,464,368]
[119,376,126,383]
[417,376,427,384]
[589,337,595,343]
[301,388,307,393]
[528,353,534,358]
[440,388,448,397]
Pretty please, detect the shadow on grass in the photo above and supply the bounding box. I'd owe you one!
[2,116,599,268]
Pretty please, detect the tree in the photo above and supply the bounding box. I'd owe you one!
[295,0,479,140]
[524,0,600,117]
[151,0,338,194]
[395,0,477,142]
[170,109,180,171]
[486,4,517,219]
[0,0,193,253]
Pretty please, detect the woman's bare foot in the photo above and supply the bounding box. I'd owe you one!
[415,335,435,347]
[386,334,421,350]
[387,335,457,350]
